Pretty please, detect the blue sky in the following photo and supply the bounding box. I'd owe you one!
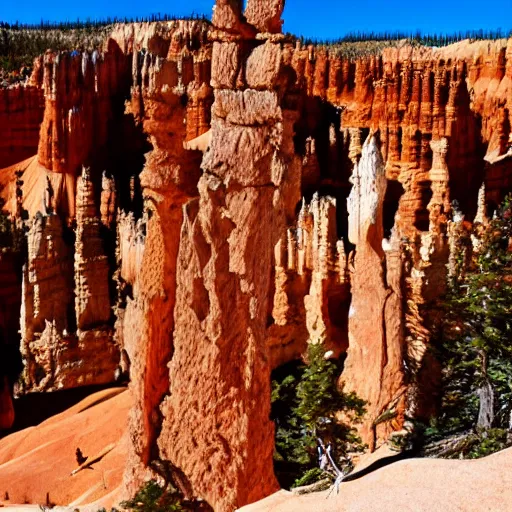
[1,0,511,40]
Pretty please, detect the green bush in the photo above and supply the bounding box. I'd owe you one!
[271,343,366,488]
[291,467,331,489]
[120,480,183,512]
[427,195,512,458]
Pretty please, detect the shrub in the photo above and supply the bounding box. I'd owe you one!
[427,195,512,457]
[291,467,331,489]
[120,480,183,512]
[271,343,366,488]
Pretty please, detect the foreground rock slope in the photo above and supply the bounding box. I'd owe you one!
[0,387,130,508]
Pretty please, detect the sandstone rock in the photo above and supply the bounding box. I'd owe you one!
[35,45,130,218]
[212,89,281,125]
[154,9,298,509]
[211,42,241,89]
[0,85,44,169]
[75,167,111,330]
[19,171,118,393]
[245,42,282,90]
[342,134,406,449]
[267,193,350,367]
[244,0,284,34]
[101,172,117,229]
[3,12,512,511]
[186,81,214,141]
[212,0,244,34]
[21,212,73,346]
[202,119,279,186]
[301,137,320,188]
[120,23,214,501]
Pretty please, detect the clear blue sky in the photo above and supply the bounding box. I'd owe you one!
[1,0,511,40]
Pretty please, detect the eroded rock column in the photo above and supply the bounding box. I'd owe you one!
[342,134,406,450]
[75,167,111,329]
[157,1,298,509]
[121,21,212,497]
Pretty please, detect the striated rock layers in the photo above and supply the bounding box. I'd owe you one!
[1,0,512,508]
[32,43,131,219]
[0,85,44,168]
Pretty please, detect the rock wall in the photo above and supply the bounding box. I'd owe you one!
[287,37,512,432]
[342,134,406,449]
[268,194,349,368]
[0,254,22,429]
[75,167,111,330]
[155,1,300,505]
[117,18,212,500]
[19,164,118,393]
[0,85,44,169]
[32,41,131,219]
[20,201,119,392]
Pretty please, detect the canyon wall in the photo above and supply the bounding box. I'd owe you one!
[0,85,44,169]
[0,253,22,429]
[0,2,512,509]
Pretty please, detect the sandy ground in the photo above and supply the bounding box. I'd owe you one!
[240,445,512,512]
[0,155,76,217]
[1,386,511,511]
[0,387,131,510]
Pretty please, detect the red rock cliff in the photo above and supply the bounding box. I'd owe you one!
[0,85,44,169]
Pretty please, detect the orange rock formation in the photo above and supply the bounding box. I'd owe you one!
[0,85,44,168]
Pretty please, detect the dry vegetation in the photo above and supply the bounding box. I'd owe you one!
[0,14,209,85]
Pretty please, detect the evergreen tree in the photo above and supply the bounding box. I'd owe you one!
[271,343,366,488]
[430,195,512,457]
[121,480,182,512]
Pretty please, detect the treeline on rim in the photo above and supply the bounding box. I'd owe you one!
[0,12,210,31]
[0,13,210,77]
[1,16,511,78]
[0,27,107,75]
[297,28,512,47]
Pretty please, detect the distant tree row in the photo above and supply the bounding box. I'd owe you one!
[0,12,210,32]
[0,27,108,76]
[296,28,512,47]
[1,16,511,81]
[0,13,210,78]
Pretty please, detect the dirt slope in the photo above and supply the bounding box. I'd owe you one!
[0,387,130,508]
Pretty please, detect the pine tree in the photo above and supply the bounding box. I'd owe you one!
[431,195,512,457]
[271,343,366,488]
